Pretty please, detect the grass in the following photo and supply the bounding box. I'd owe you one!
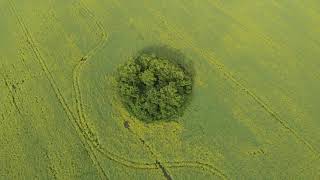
[1,0,320,179]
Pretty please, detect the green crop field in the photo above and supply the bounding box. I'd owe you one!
[1,0,320,179]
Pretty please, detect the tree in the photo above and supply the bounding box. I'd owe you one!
[117,53,193,122]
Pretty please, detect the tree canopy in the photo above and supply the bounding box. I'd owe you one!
[116,53,193,122]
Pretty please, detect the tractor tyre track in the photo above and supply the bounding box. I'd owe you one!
[8,0,229,179]
[7,0,109,179]
[74,0,163,173]
[75,2,228,179]
[144,3,319,157]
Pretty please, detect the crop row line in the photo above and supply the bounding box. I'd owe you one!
[145,2,318,158]
[6,0,108,179]
[8,0,230,178]
[207,0,320,156]
[75,1,227,178]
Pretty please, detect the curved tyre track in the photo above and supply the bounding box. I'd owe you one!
[75,1,228,179]
[8,0,229,179]
[7,0,108,179]
[144,3,319,157]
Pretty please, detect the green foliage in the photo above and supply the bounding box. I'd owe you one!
[117,53,193,122]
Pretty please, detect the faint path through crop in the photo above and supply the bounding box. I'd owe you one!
[113,99,228,179]
[7,0,229,178]
[74,1,228,179]
[205,0,320,157]
[6,0,108,179]
[73,0,172,177]
[144,2,319,158]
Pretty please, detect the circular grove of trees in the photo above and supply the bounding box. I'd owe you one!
[116,53,193,122]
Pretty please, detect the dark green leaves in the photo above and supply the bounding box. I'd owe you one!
[117,53,193,122]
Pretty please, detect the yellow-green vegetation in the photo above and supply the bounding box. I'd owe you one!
[116,53,192,122]
[1,0,320,179]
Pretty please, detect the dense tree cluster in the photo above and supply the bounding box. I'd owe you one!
[117,53,192,122]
